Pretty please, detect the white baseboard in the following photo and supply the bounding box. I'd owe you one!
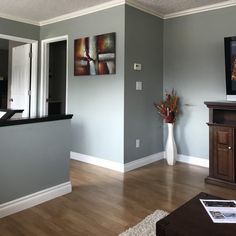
[124,152,165,172]
[0,181,72,218]
[70,151,165,172]
[70,151,209,173]
[177,154,209,168]
[71,152,124,172]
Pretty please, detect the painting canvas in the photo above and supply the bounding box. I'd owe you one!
[74,32,116,76]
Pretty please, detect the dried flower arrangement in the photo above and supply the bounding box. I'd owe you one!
[154,89,179,123]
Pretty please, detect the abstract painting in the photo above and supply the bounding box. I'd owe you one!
[74,32,116,76]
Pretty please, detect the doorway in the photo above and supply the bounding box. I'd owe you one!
[0,39,9,110]
[10,43,31,117]
[40,36,68,116]
[0,35,38,118]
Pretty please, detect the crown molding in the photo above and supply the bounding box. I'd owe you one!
[164,0,236,19]
[126,0,164,19]
[0,12,39,26]
[0,0,236,26]
[39,0,125,26]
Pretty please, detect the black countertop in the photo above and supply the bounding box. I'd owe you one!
[0,114,73,127]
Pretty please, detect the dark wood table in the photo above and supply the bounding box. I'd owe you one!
[156,192,236,236]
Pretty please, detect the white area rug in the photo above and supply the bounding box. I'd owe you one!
[119,210,168,236]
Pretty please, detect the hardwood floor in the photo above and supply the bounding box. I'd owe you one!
[1,159,236,236]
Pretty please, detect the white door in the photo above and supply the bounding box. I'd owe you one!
[10,44,31,118]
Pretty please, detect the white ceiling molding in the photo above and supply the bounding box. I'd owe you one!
[164,0,236,19]
[0,0,236,26]
[0,12,39,26]
[126,0,164,19]
[39,0,125,26]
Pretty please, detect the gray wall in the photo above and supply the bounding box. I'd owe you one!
[0,120,71,204]
[0,17,39,40]
[124,6,163,163]
[1,3,230,170]
[41,6,125,163]
[0,17,71,205]
[163,7,236,159]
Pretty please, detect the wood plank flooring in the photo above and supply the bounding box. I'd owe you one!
[1,159,236,236]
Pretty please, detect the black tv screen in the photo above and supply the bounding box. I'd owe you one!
[225,37,236,97]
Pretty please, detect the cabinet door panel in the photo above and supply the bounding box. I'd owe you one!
[213,126,234,182]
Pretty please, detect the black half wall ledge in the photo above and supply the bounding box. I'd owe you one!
[0,114,73,127]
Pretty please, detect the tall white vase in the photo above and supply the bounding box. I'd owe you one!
[165,123,177,166]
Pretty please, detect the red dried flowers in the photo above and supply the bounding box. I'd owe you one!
[154,89,179,123]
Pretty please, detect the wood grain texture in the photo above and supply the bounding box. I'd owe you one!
[1,159,236,236]
[205,102,236,188]
[213,126,234,182]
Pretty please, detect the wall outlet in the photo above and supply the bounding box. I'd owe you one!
[136,139,140,148]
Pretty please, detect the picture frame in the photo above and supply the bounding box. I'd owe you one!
[74,32,116,76]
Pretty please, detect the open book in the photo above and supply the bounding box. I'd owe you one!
[200,199,236,223]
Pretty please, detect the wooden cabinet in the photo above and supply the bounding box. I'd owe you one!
[205,101,236,189]
[213,126,234,182]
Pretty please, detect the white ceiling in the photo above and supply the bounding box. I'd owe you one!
[0,0,112,22]
[0,0,234,25]
[136,0,230,14]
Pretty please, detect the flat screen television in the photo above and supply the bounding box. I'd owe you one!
[225,36,236,101]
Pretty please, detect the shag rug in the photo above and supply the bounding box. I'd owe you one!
[119,210,168,236]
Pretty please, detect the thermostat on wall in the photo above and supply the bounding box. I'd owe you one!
[134,63,142,71]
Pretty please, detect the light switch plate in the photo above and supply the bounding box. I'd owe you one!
[136,81,142,90]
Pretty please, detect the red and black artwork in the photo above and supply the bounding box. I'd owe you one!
[74,32,116,76]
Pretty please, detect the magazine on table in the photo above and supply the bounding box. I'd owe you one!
[200,199,236,223]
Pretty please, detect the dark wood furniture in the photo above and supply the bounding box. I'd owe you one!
[205,101,236,189]
[156,192,236,236]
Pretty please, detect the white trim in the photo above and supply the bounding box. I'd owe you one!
[0,34,37,44]
[124,152,165,172]
[65,37,69,114]
[39,41,48,116]
[70,152,125,172]
[40,35,68,44]
[40,35,69,116]
[70,151,165,173]
[71,151,209,172]
[39,0,126,26]
[177,154,209,168]
[164,0,236,19]
[30,41,38,117]
[0,182,72,218]
[126,0,164,18]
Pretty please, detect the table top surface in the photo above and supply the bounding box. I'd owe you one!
[156,192,236,236]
